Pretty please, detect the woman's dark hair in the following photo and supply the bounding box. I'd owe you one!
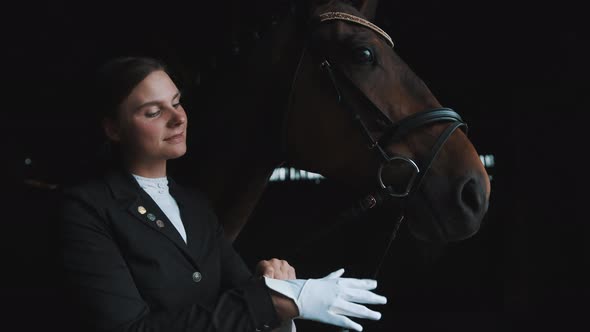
[93,56,168,121]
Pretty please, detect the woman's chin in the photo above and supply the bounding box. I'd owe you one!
[164,146,187,160]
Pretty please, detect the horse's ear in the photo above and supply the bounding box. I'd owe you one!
[306,0,378,20]
[354,0,378,21]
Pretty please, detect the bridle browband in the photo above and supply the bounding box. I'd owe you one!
[281,11,468,278]
[318,11,394,47]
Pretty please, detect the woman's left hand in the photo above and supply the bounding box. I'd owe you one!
[256,258,296,280]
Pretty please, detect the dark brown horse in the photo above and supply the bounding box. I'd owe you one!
[188,0,490,249]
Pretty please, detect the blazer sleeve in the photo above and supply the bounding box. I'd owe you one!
[59,187,280,332]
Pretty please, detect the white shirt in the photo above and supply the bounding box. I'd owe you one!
[132,174,187,244]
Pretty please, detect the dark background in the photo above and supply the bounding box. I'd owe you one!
[4,0,588,331]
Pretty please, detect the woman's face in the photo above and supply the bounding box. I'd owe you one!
[105,70,187,164]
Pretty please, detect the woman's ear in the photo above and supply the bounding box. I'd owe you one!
[102,118,121,142]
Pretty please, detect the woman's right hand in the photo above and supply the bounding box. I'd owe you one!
[256,258,297,280]
[260,259,299,330]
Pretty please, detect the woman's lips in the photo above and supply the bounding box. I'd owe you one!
[164,132,185,143]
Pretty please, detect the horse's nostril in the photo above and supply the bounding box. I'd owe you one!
[461,178,482,214]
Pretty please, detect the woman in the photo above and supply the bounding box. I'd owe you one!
[59,57,386,332]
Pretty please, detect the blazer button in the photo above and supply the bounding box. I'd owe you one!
[192,271,202,283]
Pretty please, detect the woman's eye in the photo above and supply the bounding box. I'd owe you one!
[352,47,375,64]
[173,102,181,109]
[146,110,161,118]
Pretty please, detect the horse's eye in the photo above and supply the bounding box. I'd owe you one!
[352,47,374,64]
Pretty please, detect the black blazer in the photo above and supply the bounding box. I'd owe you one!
[59,169,280,332]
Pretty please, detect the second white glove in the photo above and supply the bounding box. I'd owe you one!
[264,268,387,331]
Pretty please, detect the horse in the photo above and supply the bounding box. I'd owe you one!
[183,0,491,276]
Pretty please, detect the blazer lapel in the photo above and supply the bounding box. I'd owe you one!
[106,170,200,270]
[168,178,209,264]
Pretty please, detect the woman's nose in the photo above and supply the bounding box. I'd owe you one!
[168,107,186,126]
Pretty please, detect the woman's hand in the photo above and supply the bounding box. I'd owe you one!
[264,269,387,331]
[256,259,296,280]
[258,259,299,325]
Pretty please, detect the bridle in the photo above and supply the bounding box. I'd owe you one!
[281,11,468,278]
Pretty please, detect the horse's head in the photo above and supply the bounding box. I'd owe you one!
[284,0,491,243]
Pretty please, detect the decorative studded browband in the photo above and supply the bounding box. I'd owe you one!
[317,11,394,48]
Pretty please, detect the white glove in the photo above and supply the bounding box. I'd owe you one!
[264,269,387,331]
